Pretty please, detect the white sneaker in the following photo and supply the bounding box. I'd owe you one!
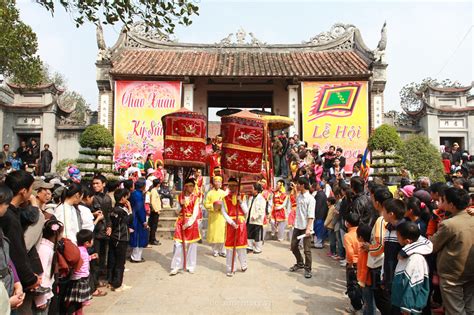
[187,269,195,274]
[212,252,219,257]
[226,272,234,277]
[339,259,347,267]
[169,269,179,276]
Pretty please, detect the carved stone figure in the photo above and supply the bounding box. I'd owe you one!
[216,29,265,46]
[236,28,246,44]
[129,21,171,42]
[96,24,111,61]
[305,23,355,45]
[373,22,387,63]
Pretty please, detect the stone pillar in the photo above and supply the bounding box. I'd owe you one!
[370,63,387,131]
[288,85,299,136]
[183,83,194,111]
[96,60,113,130]
[98,92,110,128]
[372,94,384,129]
[467,115,474,154]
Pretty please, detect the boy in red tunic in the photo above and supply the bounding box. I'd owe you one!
[271,179,289,241]
[222,177,249,277]
[170,178,201,275]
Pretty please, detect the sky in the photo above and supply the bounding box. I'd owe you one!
[16,0,473,112]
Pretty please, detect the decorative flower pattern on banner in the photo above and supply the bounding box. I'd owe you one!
[114,81,182,170]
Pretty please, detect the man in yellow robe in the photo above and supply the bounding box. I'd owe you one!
[204,176,227,257]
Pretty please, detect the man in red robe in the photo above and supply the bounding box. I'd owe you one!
[271,179,289,241]
[209,149,221,178]
[221,177,249,277]
[170,178,201,275]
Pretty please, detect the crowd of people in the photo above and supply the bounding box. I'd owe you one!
[0,164,179,314]
[0,133,473,315]
[0,141,54,178]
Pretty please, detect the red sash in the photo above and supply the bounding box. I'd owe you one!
[223,194,247,248]
[173,193,201,243]
[272,191,287,222]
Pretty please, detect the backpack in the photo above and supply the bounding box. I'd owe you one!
[56,238,83,279]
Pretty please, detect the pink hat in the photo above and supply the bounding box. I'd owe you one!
[400,185,415,198]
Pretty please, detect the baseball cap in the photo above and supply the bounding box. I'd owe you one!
[32,179,54,191]
[399,185,415,198]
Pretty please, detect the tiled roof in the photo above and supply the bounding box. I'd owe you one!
[6,82,64,93]
[111,49,371,78]
[427,85,472,93]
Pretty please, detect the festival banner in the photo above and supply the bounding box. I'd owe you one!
[301,81,369,172]
[114,81,182,169]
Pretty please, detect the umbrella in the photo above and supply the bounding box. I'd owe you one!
[216,108,241,117]
[261,115,294,130]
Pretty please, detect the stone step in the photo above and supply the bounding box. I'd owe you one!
[156,227,175,240]
[160,208,178,217]
[157,216,178,228]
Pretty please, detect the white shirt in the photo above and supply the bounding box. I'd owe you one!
[78,204,95,232]
[54,203,80,244]
[295,191,315,230]
[125,166,140,179]
[246,194,266,225]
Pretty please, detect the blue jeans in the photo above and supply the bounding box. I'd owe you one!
[281,156,288,177]
[338,228,346,258]
[314,219,327,246]
[362,286,375,315]
[328,229,337,255]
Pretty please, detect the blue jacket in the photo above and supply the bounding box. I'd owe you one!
[129,190,148,248]
[391,236,432,314]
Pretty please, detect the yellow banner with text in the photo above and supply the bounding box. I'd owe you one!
[301,81,369,172]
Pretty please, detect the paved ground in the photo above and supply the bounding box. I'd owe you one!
[88,239,351,315]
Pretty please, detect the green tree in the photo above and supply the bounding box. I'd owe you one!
[367,124,402,154]
[36,0,199,33]
[79,124,114,149]
[79,124,114,170]
[1,0,43,85]
[368,124,403,182]
[399,135,445,182]
[2,1,199,85]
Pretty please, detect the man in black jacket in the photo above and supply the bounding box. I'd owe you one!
[313,182,328,249]
[108,188,133,291]
[16,141,29,170]
[39,144,53,175]
[350,176,376,227]
[0,171,41,294]
[91,174,112,296]
[335,147,346,169]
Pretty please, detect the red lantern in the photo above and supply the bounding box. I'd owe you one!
[221,110,264,176]
[161,108,207,168]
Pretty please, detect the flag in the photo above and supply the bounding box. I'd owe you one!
[360,147,370,181]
